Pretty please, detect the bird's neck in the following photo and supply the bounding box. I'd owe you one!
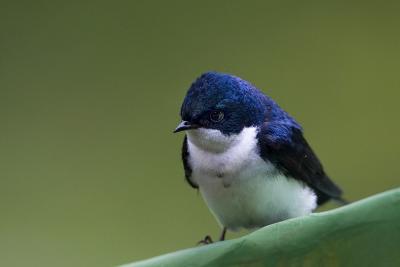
[186,127,258,154]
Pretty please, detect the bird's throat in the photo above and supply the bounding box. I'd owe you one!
[186,128,246,153]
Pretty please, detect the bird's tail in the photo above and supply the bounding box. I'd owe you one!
[333,197,350,206]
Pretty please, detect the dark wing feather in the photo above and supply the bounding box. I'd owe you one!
[258,122,343,205]
[182,135,198,188]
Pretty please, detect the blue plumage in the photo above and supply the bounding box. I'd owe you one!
[181,72,300,135]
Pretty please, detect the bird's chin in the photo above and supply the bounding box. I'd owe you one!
[186,128,240,153]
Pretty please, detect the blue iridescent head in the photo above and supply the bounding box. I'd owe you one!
[175,72,274,135]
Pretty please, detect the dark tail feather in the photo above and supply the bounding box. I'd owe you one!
[333,197,350,206]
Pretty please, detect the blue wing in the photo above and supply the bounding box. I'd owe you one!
[181,135,198,188]
[257,121,344,205]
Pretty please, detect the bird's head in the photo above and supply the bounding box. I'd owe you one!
[174,72,281,152]
[174,72,268,135]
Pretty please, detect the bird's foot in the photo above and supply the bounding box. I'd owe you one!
[197,235,213,245]
[197,228,227,245]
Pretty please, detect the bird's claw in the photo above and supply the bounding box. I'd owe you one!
[197,235,213,245]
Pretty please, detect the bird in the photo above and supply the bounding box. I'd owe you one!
[173,71,345,243]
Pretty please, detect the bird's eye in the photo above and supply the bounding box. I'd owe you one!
[210,110,224,122]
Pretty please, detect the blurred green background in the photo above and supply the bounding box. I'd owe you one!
[1,1,399,266]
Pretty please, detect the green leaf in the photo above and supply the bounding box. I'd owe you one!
[121,188,400,267]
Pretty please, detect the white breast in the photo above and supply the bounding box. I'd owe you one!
[186,127,317,231]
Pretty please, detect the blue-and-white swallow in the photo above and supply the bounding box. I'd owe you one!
[174,72,345,243]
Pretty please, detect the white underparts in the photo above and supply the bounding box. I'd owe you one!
[186,127,317,231]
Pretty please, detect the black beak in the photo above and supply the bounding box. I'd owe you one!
[173,121,199,133]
